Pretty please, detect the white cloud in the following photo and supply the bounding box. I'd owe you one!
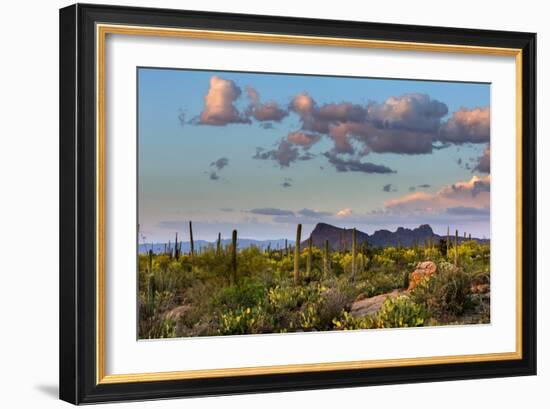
[336,208,353,217]
[199,76,249,125]
[385,175,490,214]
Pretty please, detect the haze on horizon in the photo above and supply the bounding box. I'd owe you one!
[138,68,491,244]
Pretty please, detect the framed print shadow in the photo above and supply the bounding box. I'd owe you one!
[59,3,537,405]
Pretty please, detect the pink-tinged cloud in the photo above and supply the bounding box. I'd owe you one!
[289,93,367,134]
[385,175,490,214]
[245,85,260,105]
[287,131,321,149]
[365,124,434,154]
[289,93,315,114]
[336,208,353,217]
[245,86,288,122]
[316,102,367,123]
[474,145,490,173]
[439,106,490,144]
[328,123,362,154]
[199,76,250,125]
[289,93,330,134]
[247,88,489,175]
[328,122,433,155]
[252,102,288,121]
[286,92,441,156]
[368,93,448,132]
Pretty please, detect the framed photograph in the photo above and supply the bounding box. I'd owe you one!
[59,3,536,404]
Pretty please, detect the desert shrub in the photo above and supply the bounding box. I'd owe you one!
[357,270,403,297]
[316,289,350,329]
[297,285,355,331]
[338,253,368,275]
[137,254,197,298]
[376,296,427,328]
[267,282,323,310]
[138,289,178,338]
[181,278,217,307]
[191,250,234,283]
[299,303,320,330]
[328,252,345,276]
[381,246,399,259]
[212,278,266,310]
[422,247,440,260]
[302,247,323,268]
[401,249,418,265]
[154,268,189,294]
[273,256,294,278]
[237,246,271,278]
[372,253,396,269]
[264,281,350,331]
[411,261,472,319]
[218,305,273,335]
[332,311,376,330]
[144,318,177,339]
[154,254,171,271]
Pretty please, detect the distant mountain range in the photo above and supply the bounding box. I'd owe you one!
[304,223,488,251]
[138,238,292,255]
[138,223,488,254]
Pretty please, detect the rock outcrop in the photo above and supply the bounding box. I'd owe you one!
[408,261,437,290]
[350,289,402,317]
[164,305,189,321]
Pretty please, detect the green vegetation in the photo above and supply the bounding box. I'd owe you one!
[138,225,490,339]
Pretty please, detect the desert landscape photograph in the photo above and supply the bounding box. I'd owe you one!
[137,68,491,339]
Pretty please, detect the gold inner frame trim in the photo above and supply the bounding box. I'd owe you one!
[96,23,523,385]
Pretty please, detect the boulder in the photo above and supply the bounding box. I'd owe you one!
[164,305,189,321]
[408,261,437,290]
[470,275,490,294]
[471,283,490,294]
[350,289,401,317]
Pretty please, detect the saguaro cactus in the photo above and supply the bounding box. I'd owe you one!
[446,226,450,257]
[231,229,238,285]
[147,272,156,314]
[343,229,347,252]
[285,239,288,257]
[306,236,313,278]
[423,239,427,257]
[360,241,368,273]
[323,239,330,277]
[174,232,179,260]
[148,249,153,274]
[216,232,221,256]
[351,228,357,279]
[454,229,459,266]
[189,221,195,258]
[294,224,302,284]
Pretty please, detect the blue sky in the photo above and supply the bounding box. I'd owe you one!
[138,68,491,243]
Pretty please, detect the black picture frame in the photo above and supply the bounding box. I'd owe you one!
[59,3,536,404]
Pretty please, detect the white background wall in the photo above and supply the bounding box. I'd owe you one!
[0,0,546,407]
